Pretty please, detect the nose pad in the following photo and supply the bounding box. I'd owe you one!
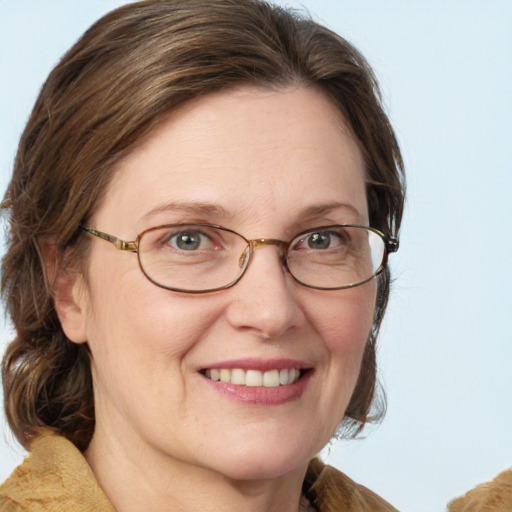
[278,245,288,270]
[239,246,251,270]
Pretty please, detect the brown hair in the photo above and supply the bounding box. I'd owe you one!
[1,0,404,453]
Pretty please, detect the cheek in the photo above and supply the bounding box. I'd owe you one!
[303,284,377,443]
[82,267,229,420]
[309,283,376,357]
[83,254,227,369]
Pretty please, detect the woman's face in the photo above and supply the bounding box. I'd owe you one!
[65,86,376,481]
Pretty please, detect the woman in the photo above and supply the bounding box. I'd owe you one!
[0,1,404,511]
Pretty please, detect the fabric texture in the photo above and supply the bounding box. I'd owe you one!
[0,432,396,511]
[447,469,512,512]
[304,457,398,512]
[0,434,115,512]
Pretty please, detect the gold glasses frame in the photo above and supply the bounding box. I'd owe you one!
[80,223,399,293]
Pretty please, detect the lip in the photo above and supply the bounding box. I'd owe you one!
[199,358,313,406]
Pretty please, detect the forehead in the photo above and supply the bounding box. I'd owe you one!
[97,86,367,234]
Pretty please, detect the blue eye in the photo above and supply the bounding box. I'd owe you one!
[303,230,346,250]
[168,230,211,251]
[307,232,331,249]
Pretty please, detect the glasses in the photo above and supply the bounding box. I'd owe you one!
[80,223,398,293]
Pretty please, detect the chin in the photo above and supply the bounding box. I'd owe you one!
[204,438,316,482]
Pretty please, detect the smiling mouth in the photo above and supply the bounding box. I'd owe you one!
[202,368,308,387]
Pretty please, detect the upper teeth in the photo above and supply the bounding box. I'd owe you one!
[204,368,300,387]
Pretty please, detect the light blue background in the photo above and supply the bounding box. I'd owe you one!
[1,2,511,511]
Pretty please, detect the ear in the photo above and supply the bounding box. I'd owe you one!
[54,268,89,344]
[43,240,89,344]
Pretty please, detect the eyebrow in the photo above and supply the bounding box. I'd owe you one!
[296,202,364,222]
[140,200,363,224]
[140,201,232,222]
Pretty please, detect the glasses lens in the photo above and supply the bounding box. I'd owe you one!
[287,226,385,289]
[138,225,248,292]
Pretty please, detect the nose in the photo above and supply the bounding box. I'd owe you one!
[225,245,306,339]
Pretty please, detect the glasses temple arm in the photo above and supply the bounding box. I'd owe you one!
[80,226,138,251]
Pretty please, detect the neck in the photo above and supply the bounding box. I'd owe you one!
[85,428,311,512]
